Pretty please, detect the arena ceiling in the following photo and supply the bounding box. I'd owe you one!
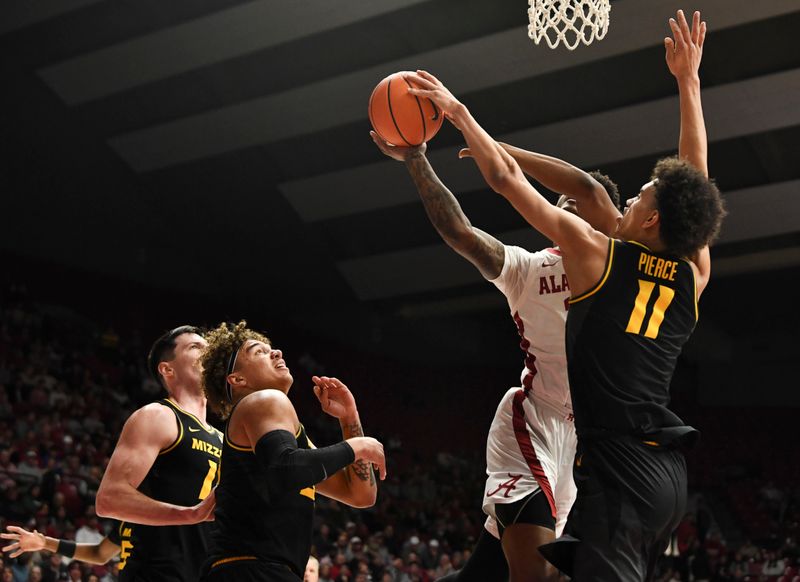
[1,0,798,340]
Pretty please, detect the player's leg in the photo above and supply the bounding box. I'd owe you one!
[435,525,508,582]
[563,440,687,581]
[496,491,560,582]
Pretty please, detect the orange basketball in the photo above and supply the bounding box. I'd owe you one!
[368,71,444,147]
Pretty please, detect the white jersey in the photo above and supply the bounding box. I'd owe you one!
[488,245,573,413]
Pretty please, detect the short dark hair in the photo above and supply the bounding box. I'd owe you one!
[652,157,726,258]
[147,325,202,388]
[588,170,621,210]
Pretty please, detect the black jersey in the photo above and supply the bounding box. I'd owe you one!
[208,424,316,579]
[566,239,698,441]
[118,399,223,582]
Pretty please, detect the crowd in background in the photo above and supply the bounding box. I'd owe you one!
[0,283,798,581]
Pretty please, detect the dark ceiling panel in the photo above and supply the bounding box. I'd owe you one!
[0,0,252,69]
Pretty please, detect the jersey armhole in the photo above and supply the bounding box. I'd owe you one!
[569,238,615,304]
[157,403,183,455]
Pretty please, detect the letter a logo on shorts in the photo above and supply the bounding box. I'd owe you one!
[486,474,523,498]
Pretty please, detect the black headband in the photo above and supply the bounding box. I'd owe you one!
[224,341,244,402]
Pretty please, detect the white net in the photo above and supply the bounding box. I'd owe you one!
[528,0,611,50]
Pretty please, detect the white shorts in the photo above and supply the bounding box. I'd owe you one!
[482,387,577,537]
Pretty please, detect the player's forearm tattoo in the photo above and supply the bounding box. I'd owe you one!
[406,155,504,275]
[345,421,375,486]
[407,155,471,239]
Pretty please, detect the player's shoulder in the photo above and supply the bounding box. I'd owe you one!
[119,401,178,445]
[238,389,293,414]
[128,401,176,425]
[502,244,551,266]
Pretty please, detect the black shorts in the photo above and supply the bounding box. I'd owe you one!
[495,489,555,536]
[201,557,300,582]
[540,437,687,581]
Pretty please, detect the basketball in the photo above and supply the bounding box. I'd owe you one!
[368,71,444,147]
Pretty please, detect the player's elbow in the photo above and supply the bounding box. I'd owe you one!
[94,484,117,518]
[95,494,111,518]
[347,489,377,509]
[442,227,478,254]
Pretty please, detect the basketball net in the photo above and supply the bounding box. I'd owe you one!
[528,0,611,50]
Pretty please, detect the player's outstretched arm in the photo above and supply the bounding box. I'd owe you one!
[2,526,120,565]
[666,9,711,291]
[311,376,384,508]
[370,132,504,279]
[95,405,216,526]
[405,71,605,261]
[462,144,621,236]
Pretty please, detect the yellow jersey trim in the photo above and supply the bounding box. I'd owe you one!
[166,398,216,434]
[225,432,253,452]
[158,408,184,455]
[626,239,651,252]
[211,555,258,569]
[569,238,615,304]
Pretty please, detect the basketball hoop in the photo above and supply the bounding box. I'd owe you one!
[528,0,611,50]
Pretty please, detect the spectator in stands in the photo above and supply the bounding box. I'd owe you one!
[761,550,785,577]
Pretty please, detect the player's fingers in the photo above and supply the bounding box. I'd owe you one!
[691,11,701,45]
[11,549,23,558]
[415,70,441,86]
[328,377,347,390]
[2,541,18,552]
[668,19,684,48]
[0,534,14,540]
[458,148,472,159]
[677,10,691,44]
[698,21,707,49]
[6,526,24,534]
[664,37,675,57]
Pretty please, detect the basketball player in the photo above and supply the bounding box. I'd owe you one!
[198,321,385,582]
[405,9,725,581]
[371,130,618,582]
[95,325,221,581]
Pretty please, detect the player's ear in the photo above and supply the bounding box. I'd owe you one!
[643,209,660,230]
[227,372,245,387]
[158,361,174,381]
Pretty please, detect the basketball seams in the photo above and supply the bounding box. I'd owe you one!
[387,77,413,147]
[403,77,427,146]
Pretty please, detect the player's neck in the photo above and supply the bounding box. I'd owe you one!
[167,385,207,421]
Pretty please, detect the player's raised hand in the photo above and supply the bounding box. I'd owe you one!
[1,525,45,558]
[347,437,387,480]
[312,376,357,421]
[370,130,426,162]
[405,70,464,129]
[665,10,706,80]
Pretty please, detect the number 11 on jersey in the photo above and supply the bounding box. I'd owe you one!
[626,279,675,339]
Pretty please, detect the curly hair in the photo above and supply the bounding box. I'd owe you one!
[588,170,621,210]
[652,157,726,259]
[201,320,270,420]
